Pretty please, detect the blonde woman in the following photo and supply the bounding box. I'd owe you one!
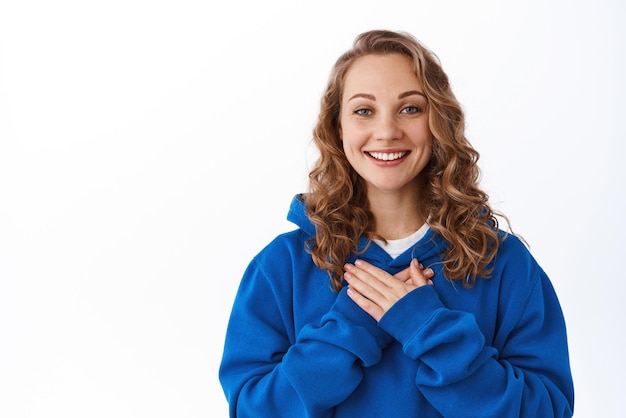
[219,29,574,417]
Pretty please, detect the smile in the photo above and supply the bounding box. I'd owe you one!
[366,151,408,161]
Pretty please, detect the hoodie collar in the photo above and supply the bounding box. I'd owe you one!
[287,193,446,272]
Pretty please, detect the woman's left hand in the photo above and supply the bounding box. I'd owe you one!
[344,259,433,321]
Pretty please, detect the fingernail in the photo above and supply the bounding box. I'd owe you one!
[344,263,353,271]
[355,259,363,266]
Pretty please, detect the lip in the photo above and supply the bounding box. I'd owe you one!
[365,150,410,166]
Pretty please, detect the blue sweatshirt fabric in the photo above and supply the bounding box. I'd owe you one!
[219,194,574,417]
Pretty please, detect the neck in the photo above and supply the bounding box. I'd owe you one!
[367,186,427,240]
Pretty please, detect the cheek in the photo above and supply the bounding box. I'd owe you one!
[341,137,364,167]
[411,124,432,146]
[342,143,360,162]
[338,124,360,149]
[338,111,349,141]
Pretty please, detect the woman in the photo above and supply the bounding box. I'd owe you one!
[219,29,574,417]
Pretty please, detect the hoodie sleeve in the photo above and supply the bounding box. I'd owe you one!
[378,250,574,417]
[219,258,393,418]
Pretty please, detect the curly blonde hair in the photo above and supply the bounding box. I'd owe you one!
[306,29,508,292]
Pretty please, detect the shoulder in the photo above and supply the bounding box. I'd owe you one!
[241,227,331,316]
[247,228,314,286]
[491,231,550,302]
[494,232,538,271]
[255,228,310,264]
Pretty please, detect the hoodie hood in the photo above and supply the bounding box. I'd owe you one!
[287,194,316,237]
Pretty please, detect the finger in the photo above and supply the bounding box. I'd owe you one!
[399,263,434,283]
[409,259,430,286]
[346,261,398,299]
[394,266,411,282]
[345,265,410,311]
[347,287,385,321]
[353,260,395,287]
[423,267,435,280]
[343,269,386,303]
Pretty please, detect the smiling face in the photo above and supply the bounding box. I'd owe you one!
[339,53,432,198]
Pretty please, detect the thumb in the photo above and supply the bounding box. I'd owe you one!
[409,258,431,286]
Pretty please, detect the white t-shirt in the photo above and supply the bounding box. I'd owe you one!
[372,223,430,258]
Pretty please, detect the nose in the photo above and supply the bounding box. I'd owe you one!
[374,112,401,141]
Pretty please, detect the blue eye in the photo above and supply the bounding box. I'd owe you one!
[355,108,372,116]
[402,106,422,114]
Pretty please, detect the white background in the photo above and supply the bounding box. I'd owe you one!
[0,0,623,416]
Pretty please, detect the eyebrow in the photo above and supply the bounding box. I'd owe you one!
[399,90,426,99]
[348,93,376,101]
[348,90,426,101]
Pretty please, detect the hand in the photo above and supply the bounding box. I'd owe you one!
[393,261,435,285]
[344,259,434,321]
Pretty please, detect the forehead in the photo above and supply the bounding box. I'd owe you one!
[342,53,422,95]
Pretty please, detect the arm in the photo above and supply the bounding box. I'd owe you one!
[218,259,393,417]
[345,258,574,417]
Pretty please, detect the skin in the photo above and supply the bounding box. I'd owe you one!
[345,259,433,322]
[339,53,435,321]
[339,53,432,239]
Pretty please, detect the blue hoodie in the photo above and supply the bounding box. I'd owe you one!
[219,195,574,417]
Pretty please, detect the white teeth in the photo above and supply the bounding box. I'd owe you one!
[368,151,407,161]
